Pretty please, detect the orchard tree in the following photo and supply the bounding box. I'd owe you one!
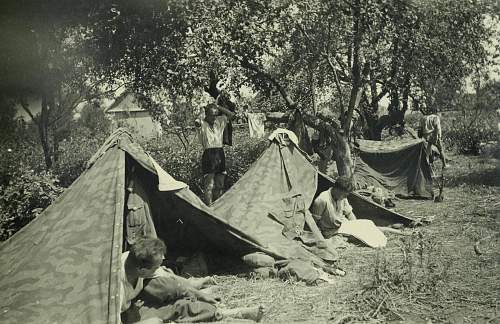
[86,0,498,176]
[0,0,117,169]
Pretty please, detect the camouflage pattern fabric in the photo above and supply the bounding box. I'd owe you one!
[115,131,288,259]
[211,141,330,265]
[355,139,433,199]
[0,148,125,324]
[212,139,414,264]
[0,129,415,324]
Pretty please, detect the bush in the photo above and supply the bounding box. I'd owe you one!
[144,135,203,194]
[224,133,269,187]
[443,121,496,155]
[0,168,63,240]
[0,116,109,240]
[143,128,269,197]
[0,140,45,187]
[53,127,109,187]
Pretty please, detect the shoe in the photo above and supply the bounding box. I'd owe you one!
[384,199,395,208]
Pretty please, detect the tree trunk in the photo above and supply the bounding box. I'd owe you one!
[301,113,354,179]
[343,0,364,138]
[309,68,317,115]
[39,94,53,169]
[401,76,411,114]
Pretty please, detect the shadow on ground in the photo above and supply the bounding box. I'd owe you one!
[446,166,500,187]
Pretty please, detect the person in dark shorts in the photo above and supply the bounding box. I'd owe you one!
[196,103,235,205]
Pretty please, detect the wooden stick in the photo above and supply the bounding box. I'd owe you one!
[378,227,411,236]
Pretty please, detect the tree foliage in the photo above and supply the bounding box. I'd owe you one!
[1,0,498,172]
[86,0,497,135]
[0,0,115,169]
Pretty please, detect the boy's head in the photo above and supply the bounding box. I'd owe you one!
[130,237,166,277]
[204,103,219,125]
[330,176,355,200]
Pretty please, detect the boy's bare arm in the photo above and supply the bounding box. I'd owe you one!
[217,105,236,120]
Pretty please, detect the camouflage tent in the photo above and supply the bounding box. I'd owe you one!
[0,129,413,324]
[354,139,434,199]
[212,130,414,243]
[0,129,333,324]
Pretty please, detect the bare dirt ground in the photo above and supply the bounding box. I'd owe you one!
[211,153,499,324]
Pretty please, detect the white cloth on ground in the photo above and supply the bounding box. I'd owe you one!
[337,219,387,248]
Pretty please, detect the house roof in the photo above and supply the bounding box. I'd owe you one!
[105,91,147,113]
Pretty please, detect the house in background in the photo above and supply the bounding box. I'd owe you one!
[105,91,163,139]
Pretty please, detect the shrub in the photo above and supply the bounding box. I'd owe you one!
[143,135,203,194]
[224,133,269,187]
[443,121,496,155]
[351,232,452,320]
[53,127,109,187]
[0,168,63,241]
[143,128,269,197]
[0,140,45,187]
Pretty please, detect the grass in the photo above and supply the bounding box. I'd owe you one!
[207,153,500,323]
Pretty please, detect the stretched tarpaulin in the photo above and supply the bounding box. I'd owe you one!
[0,148,124,324]
[211,136,333,265]
[117,133,310,261]
[213,132,415,257]
[354,138,433,199]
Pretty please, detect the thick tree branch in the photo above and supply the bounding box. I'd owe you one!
[301,112,353,178]
[18,98,35,122]
[241,59,297,109]
[326,55,346,115]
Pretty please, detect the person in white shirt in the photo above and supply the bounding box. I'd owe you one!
[418,112,447,169]
[196,103,235,205]
[310,176,357,238]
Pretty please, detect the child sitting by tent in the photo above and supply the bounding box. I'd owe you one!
[310,176,357,239]
[310,176,388,248]
[120,237,264,324]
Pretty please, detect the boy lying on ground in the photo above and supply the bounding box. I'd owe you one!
[120,237,264,324]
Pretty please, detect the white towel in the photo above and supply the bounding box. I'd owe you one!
[150,157,187,191]
[246,112,266,138]
[268,128,299,147]
[337,219,387,248]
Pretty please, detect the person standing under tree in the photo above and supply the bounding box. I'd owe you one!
[418,110,447,169]
[195,103,235,205]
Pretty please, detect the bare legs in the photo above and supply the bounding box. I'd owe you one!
[203,173,226,205]
[213,173,225,201]
[219,305,265,322]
